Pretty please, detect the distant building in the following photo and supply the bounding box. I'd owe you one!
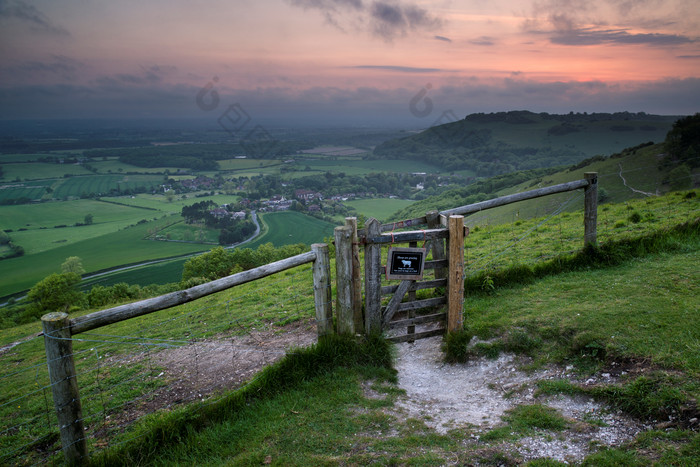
[295,189,322,201]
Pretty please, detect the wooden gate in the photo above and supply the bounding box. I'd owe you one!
[334,211,465,342]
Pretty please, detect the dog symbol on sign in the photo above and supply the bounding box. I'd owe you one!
[401,259,412,267]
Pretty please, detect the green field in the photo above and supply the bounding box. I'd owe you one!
[217,158,283,171]
[0,216,208,298]
[282,159,444,180]
[344,198,414,222]
[246,211,336,249]
[0,162,93,180]
[0,179,54,202]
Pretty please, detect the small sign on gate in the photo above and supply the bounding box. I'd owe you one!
[386,247,426,280]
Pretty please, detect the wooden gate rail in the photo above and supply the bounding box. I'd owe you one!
[42,245,332,465]
[360,173,598,248]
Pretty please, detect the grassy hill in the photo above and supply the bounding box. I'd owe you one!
[2,188,697,465]
[374,111,679,177]
[389,141,694,225]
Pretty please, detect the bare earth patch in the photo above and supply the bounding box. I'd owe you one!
[96,323,656,463]
[391,335,651,464]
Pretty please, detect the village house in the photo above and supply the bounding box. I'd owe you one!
[295,189,322,201]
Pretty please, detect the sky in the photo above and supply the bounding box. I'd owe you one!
[0,0,699,126]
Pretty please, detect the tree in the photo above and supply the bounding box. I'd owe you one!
[665,113,700,168]
[61,256,85,275]
[84,213,94,225]
[27,272,83,315]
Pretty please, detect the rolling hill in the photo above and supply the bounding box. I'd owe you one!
[373,110,679,177]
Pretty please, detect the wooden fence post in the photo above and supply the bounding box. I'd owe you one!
[42,312,88,465]
[345,217,363,333]
[426,210,446,279]
[584,172,598,247]
[334,225,355,335]
[311,243,333,338]
[363,218,382,335]
[447,216,465,333]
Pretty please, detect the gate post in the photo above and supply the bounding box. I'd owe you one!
[426,210,446,279]
[334,225,355,335]
[447,215,465,332]
[584,172,598,247]
[363,218,382,334]
[345,217,363,333]
[311,243,333,338]
[42,312,88,465]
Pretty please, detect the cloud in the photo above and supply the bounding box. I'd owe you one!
[351,65,446,73]
[677,54,700,59]
[549,28,695,46]
[469,36,495,46]
[286,0,444,41]
[2,77,699,123]
[0,0,69,35]
[434,35,452,43]
[523,1,698,47]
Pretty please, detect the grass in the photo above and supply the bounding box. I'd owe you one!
[0,215,208,298]
[345,198,415,222]
[245,211,336,249]
[1,190,698,465]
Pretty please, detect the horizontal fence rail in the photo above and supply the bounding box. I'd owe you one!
[71,251,318,335]
[41,246,331,465]
[439,178,591,220]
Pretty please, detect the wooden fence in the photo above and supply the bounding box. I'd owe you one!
[42,173,598,463]
[333,173,598,340]
[41,244,332,465]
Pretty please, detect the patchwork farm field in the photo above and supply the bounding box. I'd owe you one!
[52,174,164,198]
[1,162,93,180]
[245,211,336,249]
[344,198,415,222]
[282,159,444,179]
[0,216,208,298]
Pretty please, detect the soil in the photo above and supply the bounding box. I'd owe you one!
[92,323,672,463]
[391,335,650,464]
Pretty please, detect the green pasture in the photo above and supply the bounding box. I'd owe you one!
[88,159,175,174]
[0,180,54,202]
[0,154,59,163]
[80,257,190,290]
[282,159,443,179]
[471,118,670,157]
[51,174,164,199]
[217,158,282,171]
[155,221,220,243]
[477,144,671,224]
[1,162,93,181]
[344,198,414,222]
[245,211,335,249]
[1,200,165,253]
[0,216,208,298]
[109,193,240,212]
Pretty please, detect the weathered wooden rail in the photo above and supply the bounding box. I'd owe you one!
[42,244,332,465]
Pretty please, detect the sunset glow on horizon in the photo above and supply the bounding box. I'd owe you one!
[1,0,698,124]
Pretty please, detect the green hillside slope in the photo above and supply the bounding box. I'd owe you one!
[374,111,679,176]
[390,141,693,224]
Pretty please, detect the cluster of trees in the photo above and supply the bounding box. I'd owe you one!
[0,230,24,259]
[181,200,256,245]
[181,243,308,284]
[664,113,700,168]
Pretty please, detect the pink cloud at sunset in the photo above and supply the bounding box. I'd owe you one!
[0,0,698,124]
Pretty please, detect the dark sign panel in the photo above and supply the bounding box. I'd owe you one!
[386,247,426,280]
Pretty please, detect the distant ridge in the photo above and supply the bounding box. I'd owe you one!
[373,110,681,178]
